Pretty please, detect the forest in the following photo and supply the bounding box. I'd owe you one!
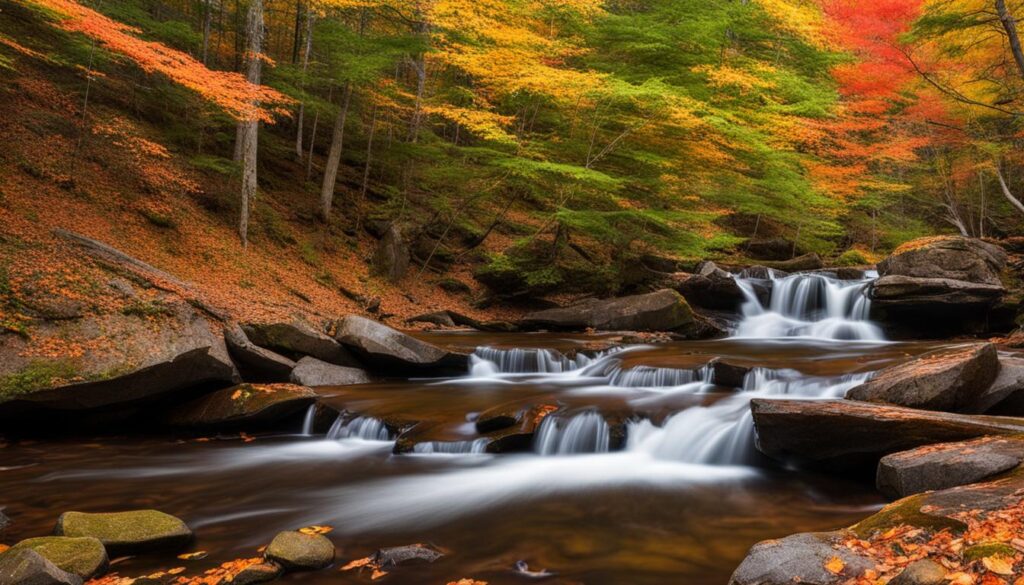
[7,1,1024,585]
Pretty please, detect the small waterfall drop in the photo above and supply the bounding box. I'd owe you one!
[300,404,317,436]
[534,411,610,455]
[413,439,490,454]
[327,416,392,441]
[471,347,594,374]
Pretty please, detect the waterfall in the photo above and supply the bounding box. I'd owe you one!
[733,271,884,341]
[534,411,611,455]
[413,439,490,454]
[471,347,594,374]
[300,404,317,436]
[326,415,392,441]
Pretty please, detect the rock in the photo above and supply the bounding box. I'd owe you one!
[710,359,750,389]
[835,267,866,280]
[436,278,472,294]
[231,561,283,585]
[224,323,296,383]
[888,560,946,585]
[8,537,107,579]
[750,398,1024,469]
[676,262,747,311]
[373,544,445,567]
[876,436,1024,499]
[242,322,357,367]
[521,290,695,333]
[966,356,1024,414]
[745,238,798,261]
[406,311,457,328]
[762,253,824,272]
[0,548,82,585]
[167,383,317,428]
[372,224,410,282]
[870,275,1005,306]
[846,343,1000,412]
[0,508,8,534]
[728,532,872,585]
[55,510,193,555]
[264,531,334,571]
[878,236,1007,286]
[333,315,468,375]
[290,357,372,387]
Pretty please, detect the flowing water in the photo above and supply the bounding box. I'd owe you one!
[1,271,955,584]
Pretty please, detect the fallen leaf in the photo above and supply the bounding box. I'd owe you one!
[371,568,388,580]
[982,556,1015,576]
[824,556,845,575]
[299,525,333,535]
[341,557,373,571]
[177,551,208,560]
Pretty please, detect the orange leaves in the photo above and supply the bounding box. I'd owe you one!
[28,0,291,122]
[824,556,845,574]
[298,525,333,535]
[177,551,209,561]
[340,555,389,580]
[447,580,488,585]
[982,556,1015,576]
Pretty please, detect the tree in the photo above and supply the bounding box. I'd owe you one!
[237,0,264,247]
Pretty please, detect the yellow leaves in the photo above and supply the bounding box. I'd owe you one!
[230,389,243,401]
[340,555,388,580]
[824,556,846,575]
[422,105,516,143]
[949,572,977,585]
[177,551,209,561]
[299,525,333,535]
[982,555,1015,576]
[753,0,827,48]
[693,65,777,93]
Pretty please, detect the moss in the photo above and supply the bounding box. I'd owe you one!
[299,241,321,268]
[0,359,79,398]
[140,209,177,229]
[963,542,1016,562]
[835,249,869,266]
[10,536,108,578]
[851,494,968,539]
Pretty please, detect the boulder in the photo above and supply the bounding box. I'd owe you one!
[878,236,1007,285]
[888,560,946,585]
[55,510,193,555]
[870,275,1005,306]
[676,262,747,311]
[8,537,107,579]
[521,290,695,333]
[333,316,468,375]
[406,311,457,328]
[224,323,296,382]
[373,544,445,567]
[290,357,372,387]
[966,356,1024,414]
[264,531,334,571]
[167,383,317,428]
[242,322,357,367]
[710,359,750,389]
[845,343,1000,412]
[877,436,1024,499]
[728,532,872,585]
[231,561,283,585]
[762,253,824,273]
[750,398,1024,469]
[372,224,410,282]
[0,548,82,585]
[745,238,798,261]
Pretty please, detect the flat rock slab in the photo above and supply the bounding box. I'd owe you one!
[878,236,1007,286]
[8,537,107,579]
[729,531,872,585]
[0,548,82,585]
[243,322,357,367]
[290,357,371,387]
[168,383,316,428]
[224,323,296,382]
[846,343,999,412]
[265,531,334,571]
[55,510,192,556]
[976,356,1024,415]
[521,289,695,333]
[751,398,1024,469]
[877,435,1024,499]
[373,544,445,567]
[334,316,468,375]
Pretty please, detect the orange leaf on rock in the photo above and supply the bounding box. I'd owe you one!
[824,556,845,575]
[299,525,333,535]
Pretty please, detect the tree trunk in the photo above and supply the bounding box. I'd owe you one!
[997,0,1024,80]
[237,0,264,247]
[201,0,213,65]
[357,104,379,232]
[295,7,315,158]
[318,82,352,221]
[995,163,1024,214]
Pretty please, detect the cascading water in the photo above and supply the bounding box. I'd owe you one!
[470,347,595,375]
[300,404,317,436]
[534,411,611,455]
[326,416,392,441]
[413,439,490,454]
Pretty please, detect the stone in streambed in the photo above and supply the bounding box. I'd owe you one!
[289,357,371,387]
[889,560,948,585]
[521,289,695,333]
[243,322,357,367]
[167,383,316,428]
[55,510,192,556]
[711,359,750,389]
[676,262,747,311]
[373,543,445,567]
[728,532,872,585]
[333,315,468,375]
[264,531,335,571]
[231,561,283,585]
[876,436,1024,499]
[224,323,296,383]
[8,537,107,579]
[0,548,82,585]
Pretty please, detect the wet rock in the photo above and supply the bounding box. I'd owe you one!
[167,383,317,429]
[231,561,283,585]
[750,398,1024,470]
[728,532,872,585]
[372,224,410,282]
[876,436,1024,499]
[0,507,8,535]
[870,275,1005,307]
[290,357,371,387]
[334,315,468,375]
[242,322,357,367]
[8,537,107,579]
[406,311,457,328]
[521,289,695,333]
[676,262,747,311]
[879,236,1007,286]
[966,356,1024,414]
[0,548,83,585]
[373,544,445,567]
[264,531,335,571]
[224,323,296,383]
[888,560,946,585]
[762,253,824,273]
[710,359,750,389]
[846,343,1000,412]
[835,267,866,280]
[55,510,193,555]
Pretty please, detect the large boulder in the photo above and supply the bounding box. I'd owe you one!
[0,548,82,585]
[167,383,317,429]
[371,224,410,282]
[965,355,1024,414]
[876,436,1024,499]
[520,290,696,333]
[55,510,193,556]
[845,343,1000,412]
[264,531,334,571]
[7,537,107,579]
[878,236,1007,285]
[289,357,372,387]
[750,398,1024,469]
[242,322,357,367]
[870,275,1005,307]
[333,316,468,375]
[224,323,296,382]
[728,532,872,585]
[676,262,747,311]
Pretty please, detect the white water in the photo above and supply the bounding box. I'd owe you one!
[300,404,317,436]
[534,411,611,455]
[326,415,392,441]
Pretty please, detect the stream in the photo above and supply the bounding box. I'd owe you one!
[1,271,956,584]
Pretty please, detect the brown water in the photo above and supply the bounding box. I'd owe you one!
[0,334,951,585]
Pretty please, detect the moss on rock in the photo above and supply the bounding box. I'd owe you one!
[9,536,107,579]
[55,510,192,555]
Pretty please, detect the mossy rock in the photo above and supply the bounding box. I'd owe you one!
[851,494,967,539]
[264,531,334,571]
[963,542,1017,562]
[55,510,192,555]
[9,536,107,579]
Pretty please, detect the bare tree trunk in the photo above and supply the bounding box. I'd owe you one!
[997,0,1024,80]
[237,0,264,248]
[318,82,352,221]
[295,8,315,158]
[201,0,213,65]
[357,104,378,233]
[995,162,1024,214]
